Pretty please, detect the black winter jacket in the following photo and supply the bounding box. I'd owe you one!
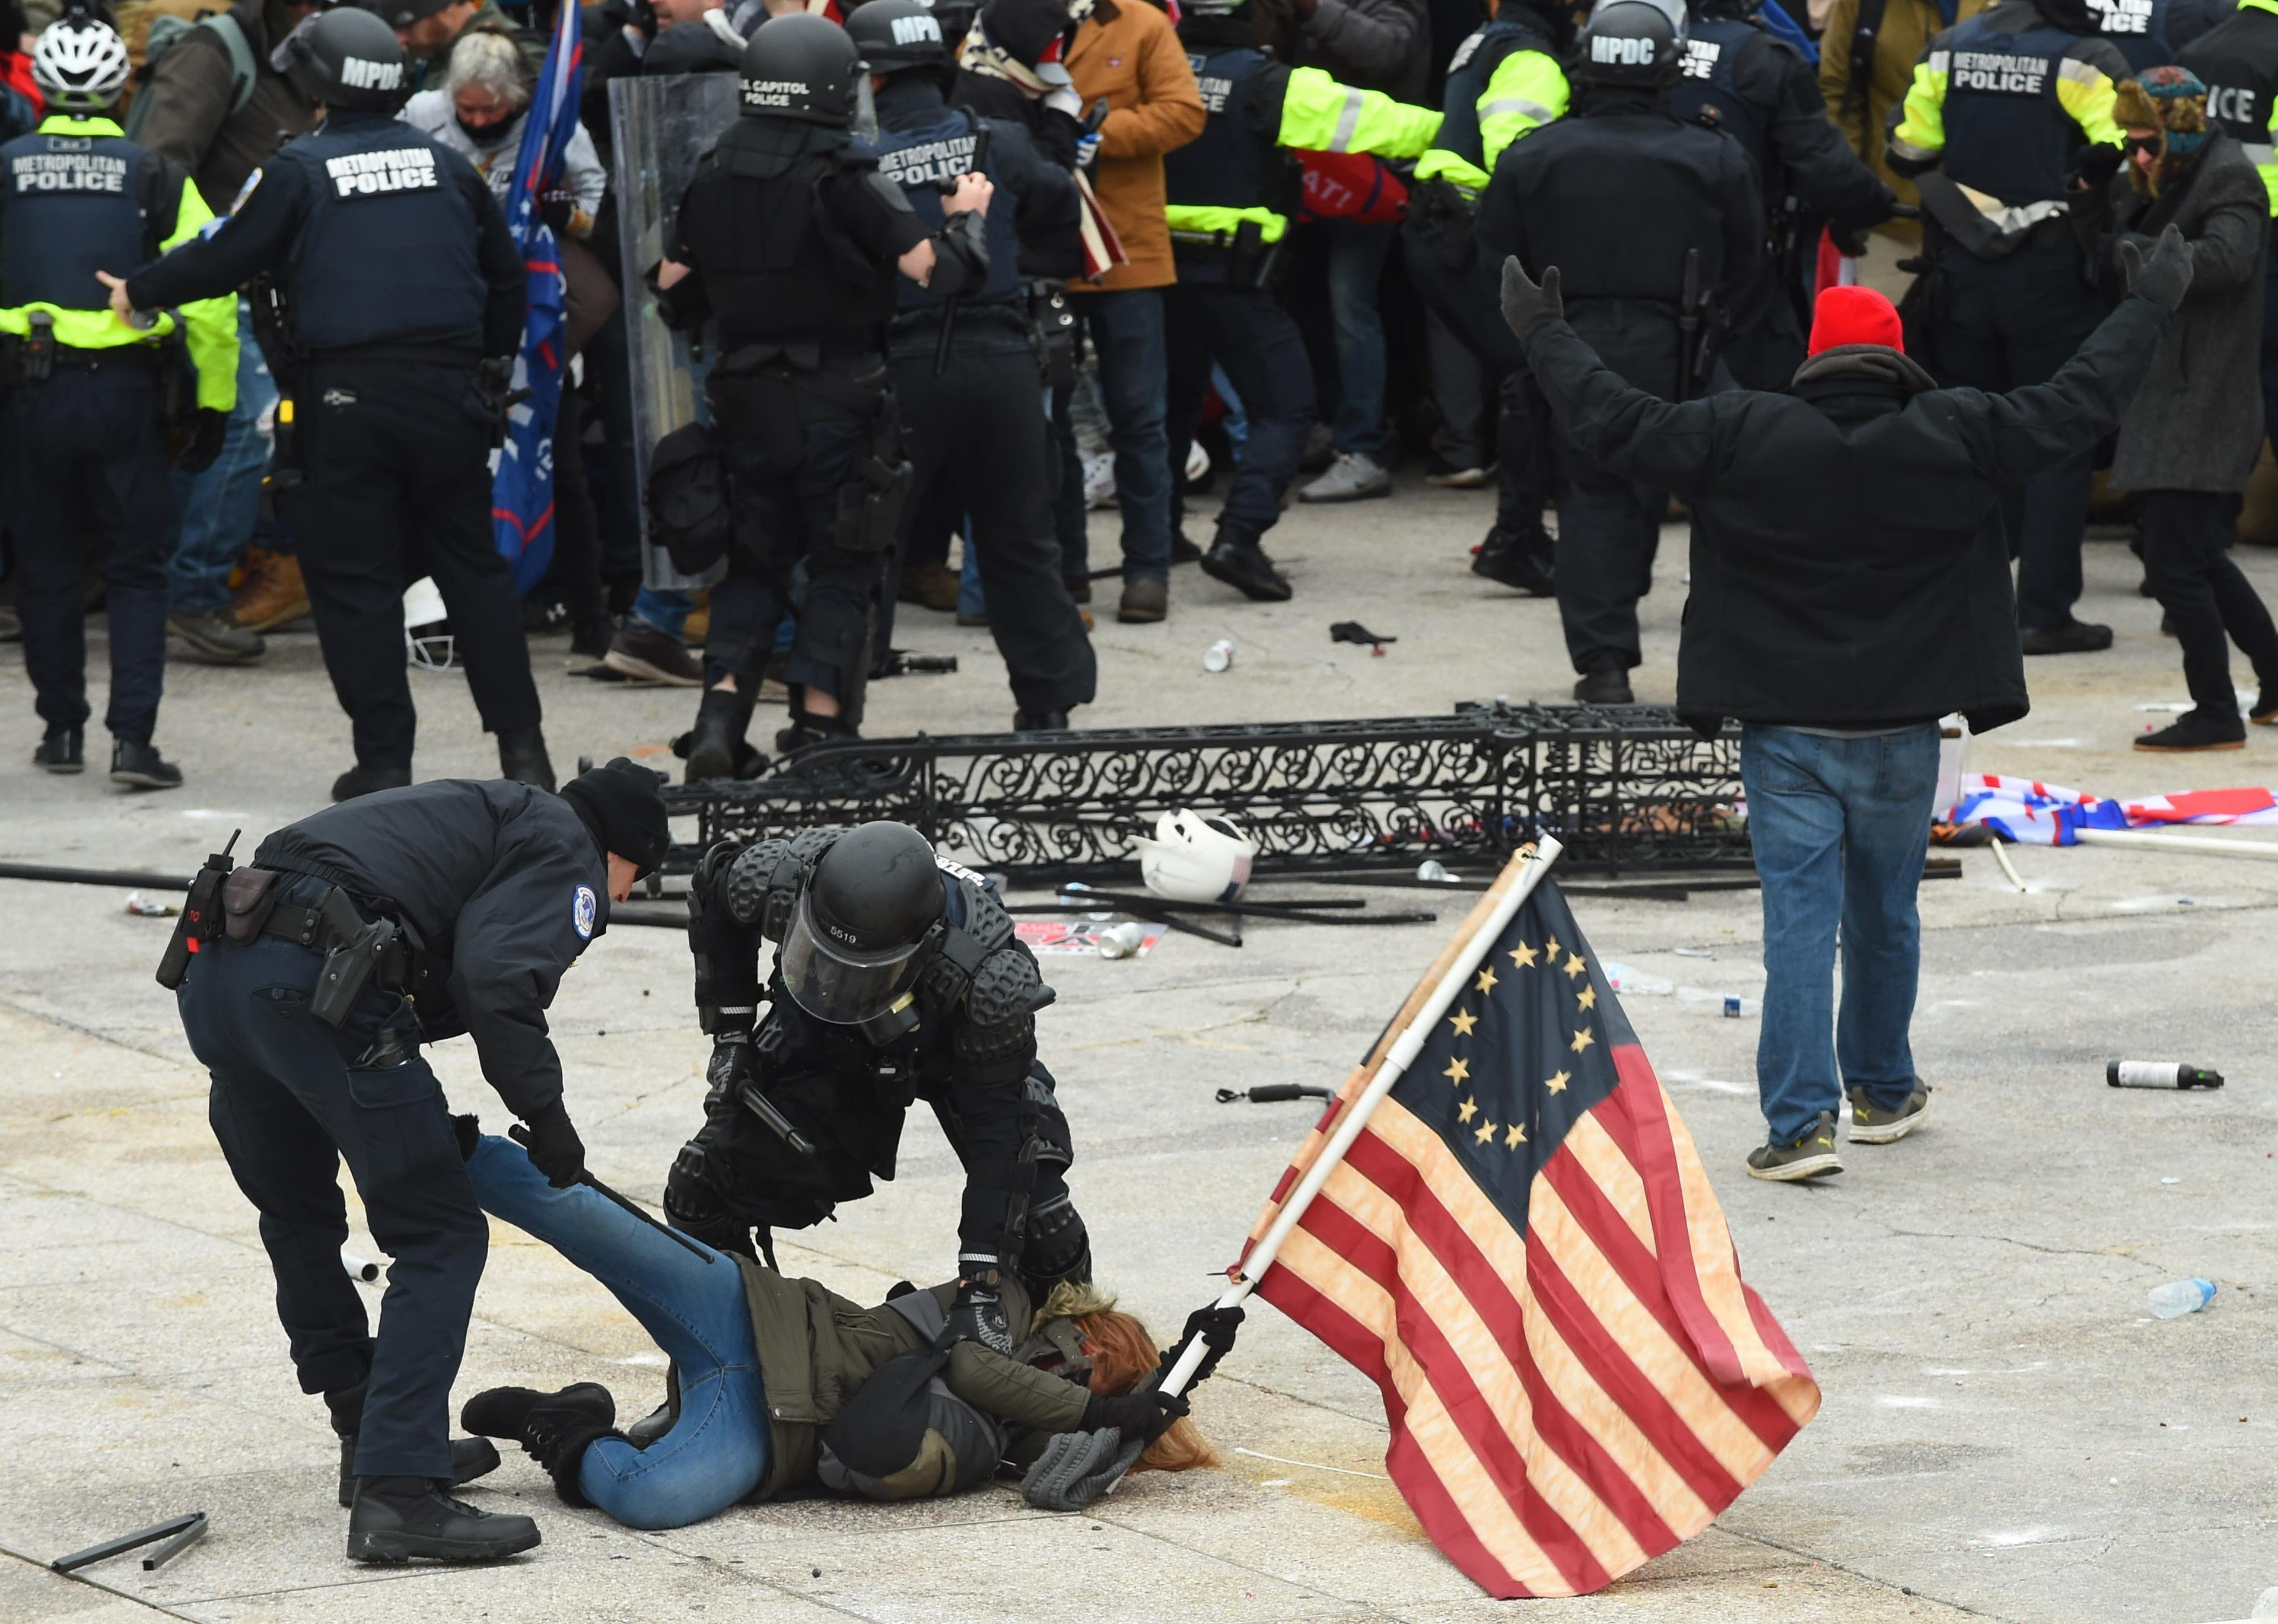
[1517,295,2169,734]
[254,781,609,1121]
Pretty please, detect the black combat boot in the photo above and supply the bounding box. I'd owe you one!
[1198,533,1293,603]
[332,763,413,802]
[325,1380,502,1508]
[1572,660,1634,706]
[1014,708,1070,731]
[685,686,756,782]
[346,1477,540,1564]
[1470,527,1555,597]
[33,725,82,773]
[773,704,858,758]
[110,738,184,789]
[462,1383,622,1506]
[498,726,555,790]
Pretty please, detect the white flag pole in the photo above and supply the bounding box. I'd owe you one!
[1159,836,1565,1400]
[2073,827,2278,862]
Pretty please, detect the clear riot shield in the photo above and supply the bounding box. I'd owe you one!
[611,71,741,591]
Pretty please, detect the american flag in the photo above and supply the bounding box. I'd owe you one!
[1952,773,2278,845]
[491,0,583,594]
[1237,869,1819,1598]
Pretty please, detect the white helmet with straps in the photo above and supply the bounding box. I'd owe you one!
[33,15,132,113]
[1132,808,1258,905]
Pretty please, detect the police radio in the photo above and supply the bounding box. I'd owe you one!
[155,830,241,991]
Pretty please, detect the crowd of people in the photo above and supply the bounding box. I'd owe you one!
[5,0,2278,789]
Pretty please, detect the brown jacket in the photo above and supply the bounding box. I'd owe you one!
[1817,0,1989,233]
[1067,0,1206,292]
[129,0,319,212]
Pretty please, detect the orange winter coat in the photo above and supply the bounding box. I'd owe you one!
[1066,0,1206,292]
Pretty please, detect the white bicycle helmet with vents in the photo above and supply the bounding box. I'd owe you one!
[1133,808,1258,905]
[32,15,131,113]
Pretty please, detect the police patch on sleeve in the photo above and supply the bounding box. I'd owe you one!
[573,885,598,940]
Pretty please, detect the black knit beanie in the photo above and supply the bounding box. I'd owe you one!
[559,757,673,877]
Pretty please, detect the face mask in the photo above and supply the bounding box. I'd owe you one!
[457,112,507,142]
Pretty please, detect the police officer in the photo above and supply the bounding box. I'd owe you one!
[1162,0,1442,602]
[1477,0,1761,703]
[664,820,1090,1355]
[4,9,237,790]
[169,758,672,1561]
[660,13,992,778]
[2179,0,2278,449]
[850,0,1097,730]
[1673,0,1897,387]
[108,5,553,802]
[1402,0,1571,596]
[1886,0,2126,655]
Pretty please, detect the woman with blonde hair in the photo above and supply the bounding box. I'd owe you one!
[450,1126,1232,1529]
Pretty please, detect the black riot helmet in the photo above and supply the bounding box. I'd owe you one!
[739,12,866,124]
[780,821,946,1027]
[845,0,949,75]
[1573,0,1685,87]
[273,7,412,112]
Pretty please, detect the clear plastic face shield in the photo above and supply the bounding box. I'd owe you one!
[853,60,879,142]
[779,887,928,1026]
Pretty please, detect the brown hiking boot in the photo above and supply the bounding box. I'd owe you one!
[900,562,962,612]
[232,550,311,632]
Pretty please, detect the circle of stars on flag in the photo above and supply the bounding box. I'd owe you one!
[1438,931,1599,1155]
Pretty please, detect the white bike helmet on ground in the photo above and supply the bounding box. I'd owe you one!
[1132,808,1258,904]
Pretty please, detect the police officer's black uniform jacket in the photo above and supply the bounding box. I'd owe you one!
[1477,84,1762,399]
[123,107,524,362]
[254,779,610,1121]
[673,827,1070,1274]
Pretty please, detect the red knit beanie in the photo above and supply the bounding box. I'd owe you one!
[1807,285,1905,356]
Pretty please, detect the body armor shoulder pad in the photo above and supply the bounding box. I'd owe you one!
[966,940,1048,1029]
[722,826,848,935]
[952,1007,1035,1065]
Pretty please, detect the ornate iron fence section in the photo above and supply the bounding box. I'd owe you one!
[660,705,1749,879]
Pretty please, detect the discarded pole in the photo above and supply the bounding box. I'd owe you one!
[2073,828,2278,862]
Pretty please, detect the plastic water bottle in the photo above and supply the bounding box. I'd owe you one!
[2147,1277,2216,1319]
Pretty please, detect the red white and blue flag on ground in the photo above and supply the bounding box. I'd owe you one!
[1239,865,1819,1597]
[1951,773,2278,845]
[491,0,582,594]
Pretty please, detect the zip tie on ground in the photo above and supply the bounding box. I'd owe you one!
[1233,1447,1390,1480]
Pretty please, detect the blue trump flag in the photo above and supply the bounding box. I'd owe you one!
[492,0,583,593]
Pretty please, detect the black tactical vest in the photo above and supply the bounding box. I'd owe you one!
[1672,17,1778,182]
[1,124,166,313]
[2181,0,2278,205]
[2089,0,2172,72]
[1938,8,2107,205]
[873,104,1022,310]
[1165,44,1272,212]
[274,116,486,352]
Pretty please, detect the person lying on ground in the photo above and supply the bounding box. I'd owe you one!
[451,1126,1231,1530]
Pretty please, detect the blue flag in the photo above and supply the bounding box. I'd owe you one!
[492,0,584,594]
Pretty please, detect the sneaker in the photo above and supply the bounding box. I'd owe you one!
[346,1477,540,1565]
[1573,663,1633,705]
[1746,1112,1844,1182]
[1847,1082,1932,1144]
[1425,458,1490,489]
[1199,536,1293,603]
[2019,619,2114,655]
[231,549,311,633]
[1300,451,1392,504]
[1081,450,1116,509]
[899,562,962,613]
[34,725,82,773]
[1118,576,1168,624]
[2135,711,2245,752]
[110,739,183,790]
[168,607,266,664]
[603,620,704,687]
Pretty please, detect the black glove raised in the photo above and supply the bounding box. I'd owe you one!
[1500,257,1564,341]
[2121,222,2194,313]
[1158,1303,1245,1390]
[177,407,228,473]
[511,1107,587,1189]
[1081,1386,1191,1444]
[2075,140,2125,190]
[946,1265,1014,1355]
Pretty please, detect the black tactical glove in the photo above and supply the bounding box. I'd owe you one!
[1499,257,1564,342]
[540,189,576,236]
[1157,1304,1245,1390]
[2121,222,2194,313]
[2076,139,2125,190]
[946,1264,1015,1355]
[511,1107,587,1189]
[1081,1386,1191,1444]
[177,407,228,473]
[705,1030,756,1101]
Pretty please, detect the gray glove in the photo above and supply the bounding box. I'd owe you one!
[2120,223,2193,313]
[1500,257,1564,340]
[1019,1426,1147,1512]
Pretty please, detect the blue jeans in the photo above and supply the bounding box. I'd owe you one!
[1741,724,1942,1145]
[1324,221,1395,460]
[1077,289,1172,581]
[466,1137,770,1529]
[631,587,692,639]
[166,300,278,612]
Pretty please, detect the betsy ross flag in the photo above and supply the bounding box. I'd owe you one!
[1952,772,2278,845]
[491,0,583,594]
[1236,855,1819,1597]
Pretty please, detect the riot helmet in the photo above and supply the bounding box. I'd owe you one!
[739,12,866,124]
[1574,0,1685,87]
[845,0,950,75]
[31,12,131,112]
[779,821,946,1026]
[273,7,413,112]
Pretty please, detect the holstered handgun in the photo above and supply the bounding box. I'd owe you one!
[156,830,240,990]
[310,889,400,1028]
[23,310,54,384]
[1227,218,1280,293]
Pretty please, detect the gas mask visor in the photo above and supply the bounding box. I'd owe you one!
[780,887,928,1024]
